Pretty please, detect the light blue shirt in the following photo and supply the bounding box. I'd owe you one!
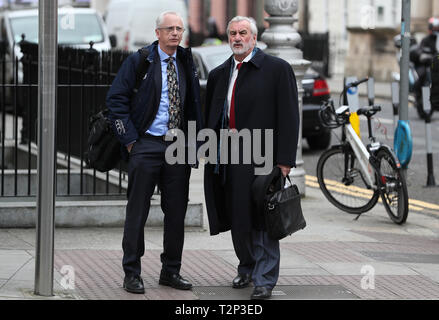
[146,45,179,136]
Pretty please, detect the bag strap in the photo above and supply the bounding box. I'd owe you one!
[134,48,150,90]
[279,174,293,189]
[95,49,150,134]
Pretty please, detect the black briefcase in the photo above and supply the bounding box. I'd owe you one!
[265,176,306,240]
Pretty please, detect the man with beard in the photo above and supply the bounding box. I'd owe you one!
[203,16,300,300]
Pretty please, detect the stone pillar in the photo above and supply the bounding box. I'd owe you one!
[189,0,204,34]
[411,0,432,33]
[434,0,439,16]
[237,0,248,16]
[253,0,266,30]
[237,0,254,17]
[210,0,228,36]
[261,0,310,195]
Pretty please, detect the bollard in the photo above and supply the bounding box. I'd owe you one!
[422,86,436,187]
[391,82,400,135]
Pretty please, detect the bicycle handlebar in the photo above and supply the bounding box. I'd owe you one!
[346,77,369,89]
[339,77,369,107]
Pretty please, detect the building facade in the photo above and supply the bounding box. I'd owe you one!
[90,0,439,81]
[305,0,439,80]
[188,0,266,45]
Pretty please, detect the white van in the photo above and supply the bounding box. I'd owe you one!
[0,7,111,57]
[105,0,189,51]
[0,7,111,83]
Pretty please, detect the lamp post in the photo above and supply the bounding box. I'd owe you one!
[261,0,310,195]
[35,0,57,297]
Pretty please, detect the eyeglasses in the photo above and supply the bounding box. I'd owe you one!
[157,26,185,34]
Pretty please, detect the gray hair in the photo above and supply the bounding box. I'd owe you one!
[156,11,183,29]
[226,16,258,37]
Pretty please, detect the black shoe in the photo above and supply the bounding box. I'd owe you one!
[123,275,145,294]
[251,286,272,300]
[232,273,252,289]
[159,270,193,290]
[250,287,271,300]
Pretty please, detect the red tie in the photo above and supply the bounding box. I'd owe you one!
[229,63,242,129]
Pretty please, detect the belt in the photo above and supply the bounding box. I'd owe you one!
[144,133,167,141]
[144,132,179,143]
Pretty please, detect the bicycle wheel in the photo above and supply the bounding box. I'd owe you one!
[317,147,379,214]
[376,149,409,224]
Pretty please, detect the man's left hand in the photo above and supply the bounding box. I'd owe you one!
[277,165,291,177]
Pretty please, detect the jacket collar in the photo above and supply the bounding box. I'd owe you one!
[142,40,190,63]
[248,47,264,69]
[217,46,264,71]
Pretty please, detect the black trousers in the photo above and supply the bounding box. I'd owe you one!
[122,134,191,277]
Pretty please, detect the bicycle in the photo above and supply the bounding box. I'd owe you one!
[316,78,409,225]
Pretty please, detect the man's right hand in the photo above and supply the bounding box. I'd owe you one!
[127,143,134,153]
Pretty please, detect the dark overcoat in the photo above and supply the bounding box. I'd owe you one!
[203,48,300,235]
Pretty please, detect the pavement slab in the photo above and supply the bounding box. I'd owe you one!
[0,230,34,250]
[192,285,359,300]
[1,167,439,301]
[360,252,439,264]
[316,262,419,276]
[404,263,439,283]
[0,250,32,280]
[47,246,439,300]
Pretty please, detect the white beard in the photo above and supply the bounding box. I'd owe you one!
[230,41,253,55]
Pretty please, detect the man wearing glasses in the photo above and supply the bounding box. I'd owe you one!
[107,11,203,294]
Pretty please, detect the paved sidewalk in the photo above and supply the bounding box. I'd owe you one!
[1,166,439,300]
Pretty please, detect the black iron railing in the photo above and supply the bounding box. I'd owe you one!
[0,41,133,198]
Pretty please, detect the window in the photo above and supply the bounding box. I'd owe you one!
[377,6,384,22]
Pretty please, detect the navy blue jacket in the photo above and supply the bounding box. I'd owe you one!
[106,41,203,160]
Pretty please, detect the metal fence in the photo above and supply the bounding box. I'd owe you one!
[0,41,132,198]
[0,35,329,199]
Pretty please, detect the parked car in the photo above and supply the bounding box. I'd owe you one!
[0,6,112,59]
[0,6,111,113]
[105,0,189,51]
[191,44,332,150]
